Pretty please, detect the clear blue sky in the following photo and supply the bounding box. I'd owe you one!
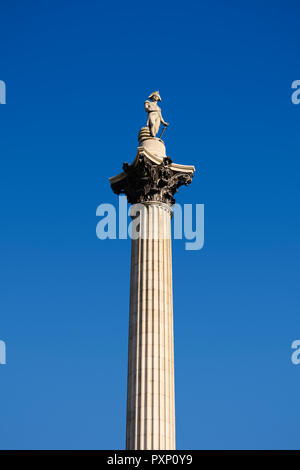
[0,0,299,450]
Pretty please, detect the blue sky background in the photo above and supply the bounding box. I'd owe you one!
[0,0,299,449]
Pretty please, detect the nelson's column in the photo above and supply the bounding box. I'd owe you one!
[110,91,195,450]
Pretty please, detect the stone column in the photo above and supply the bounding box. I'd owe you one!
[126,202,175,450]
[109,136,195,450]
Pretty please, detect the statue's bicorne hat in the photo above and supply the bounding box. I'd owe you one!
[148,91,161,102]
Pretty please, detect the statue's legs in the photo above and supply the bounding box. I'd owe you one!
[149,114,160,137]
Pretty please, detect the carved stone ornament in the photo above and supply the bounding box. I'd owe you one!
[109,148,195,206]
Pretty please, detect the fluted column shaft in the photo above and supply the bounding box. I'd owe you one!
[126,202,175,450]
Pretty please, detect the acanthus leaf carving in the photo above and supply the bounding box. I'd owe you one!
[111,153,194,206]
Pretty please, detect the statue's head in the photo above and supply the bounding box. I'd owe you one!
[148,91,161,102]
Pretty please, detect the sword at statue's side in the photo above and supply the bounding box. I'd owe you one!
[159,125,167,139]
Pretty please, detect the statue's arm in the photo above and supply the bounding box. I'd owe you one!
[144,100,151,112]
